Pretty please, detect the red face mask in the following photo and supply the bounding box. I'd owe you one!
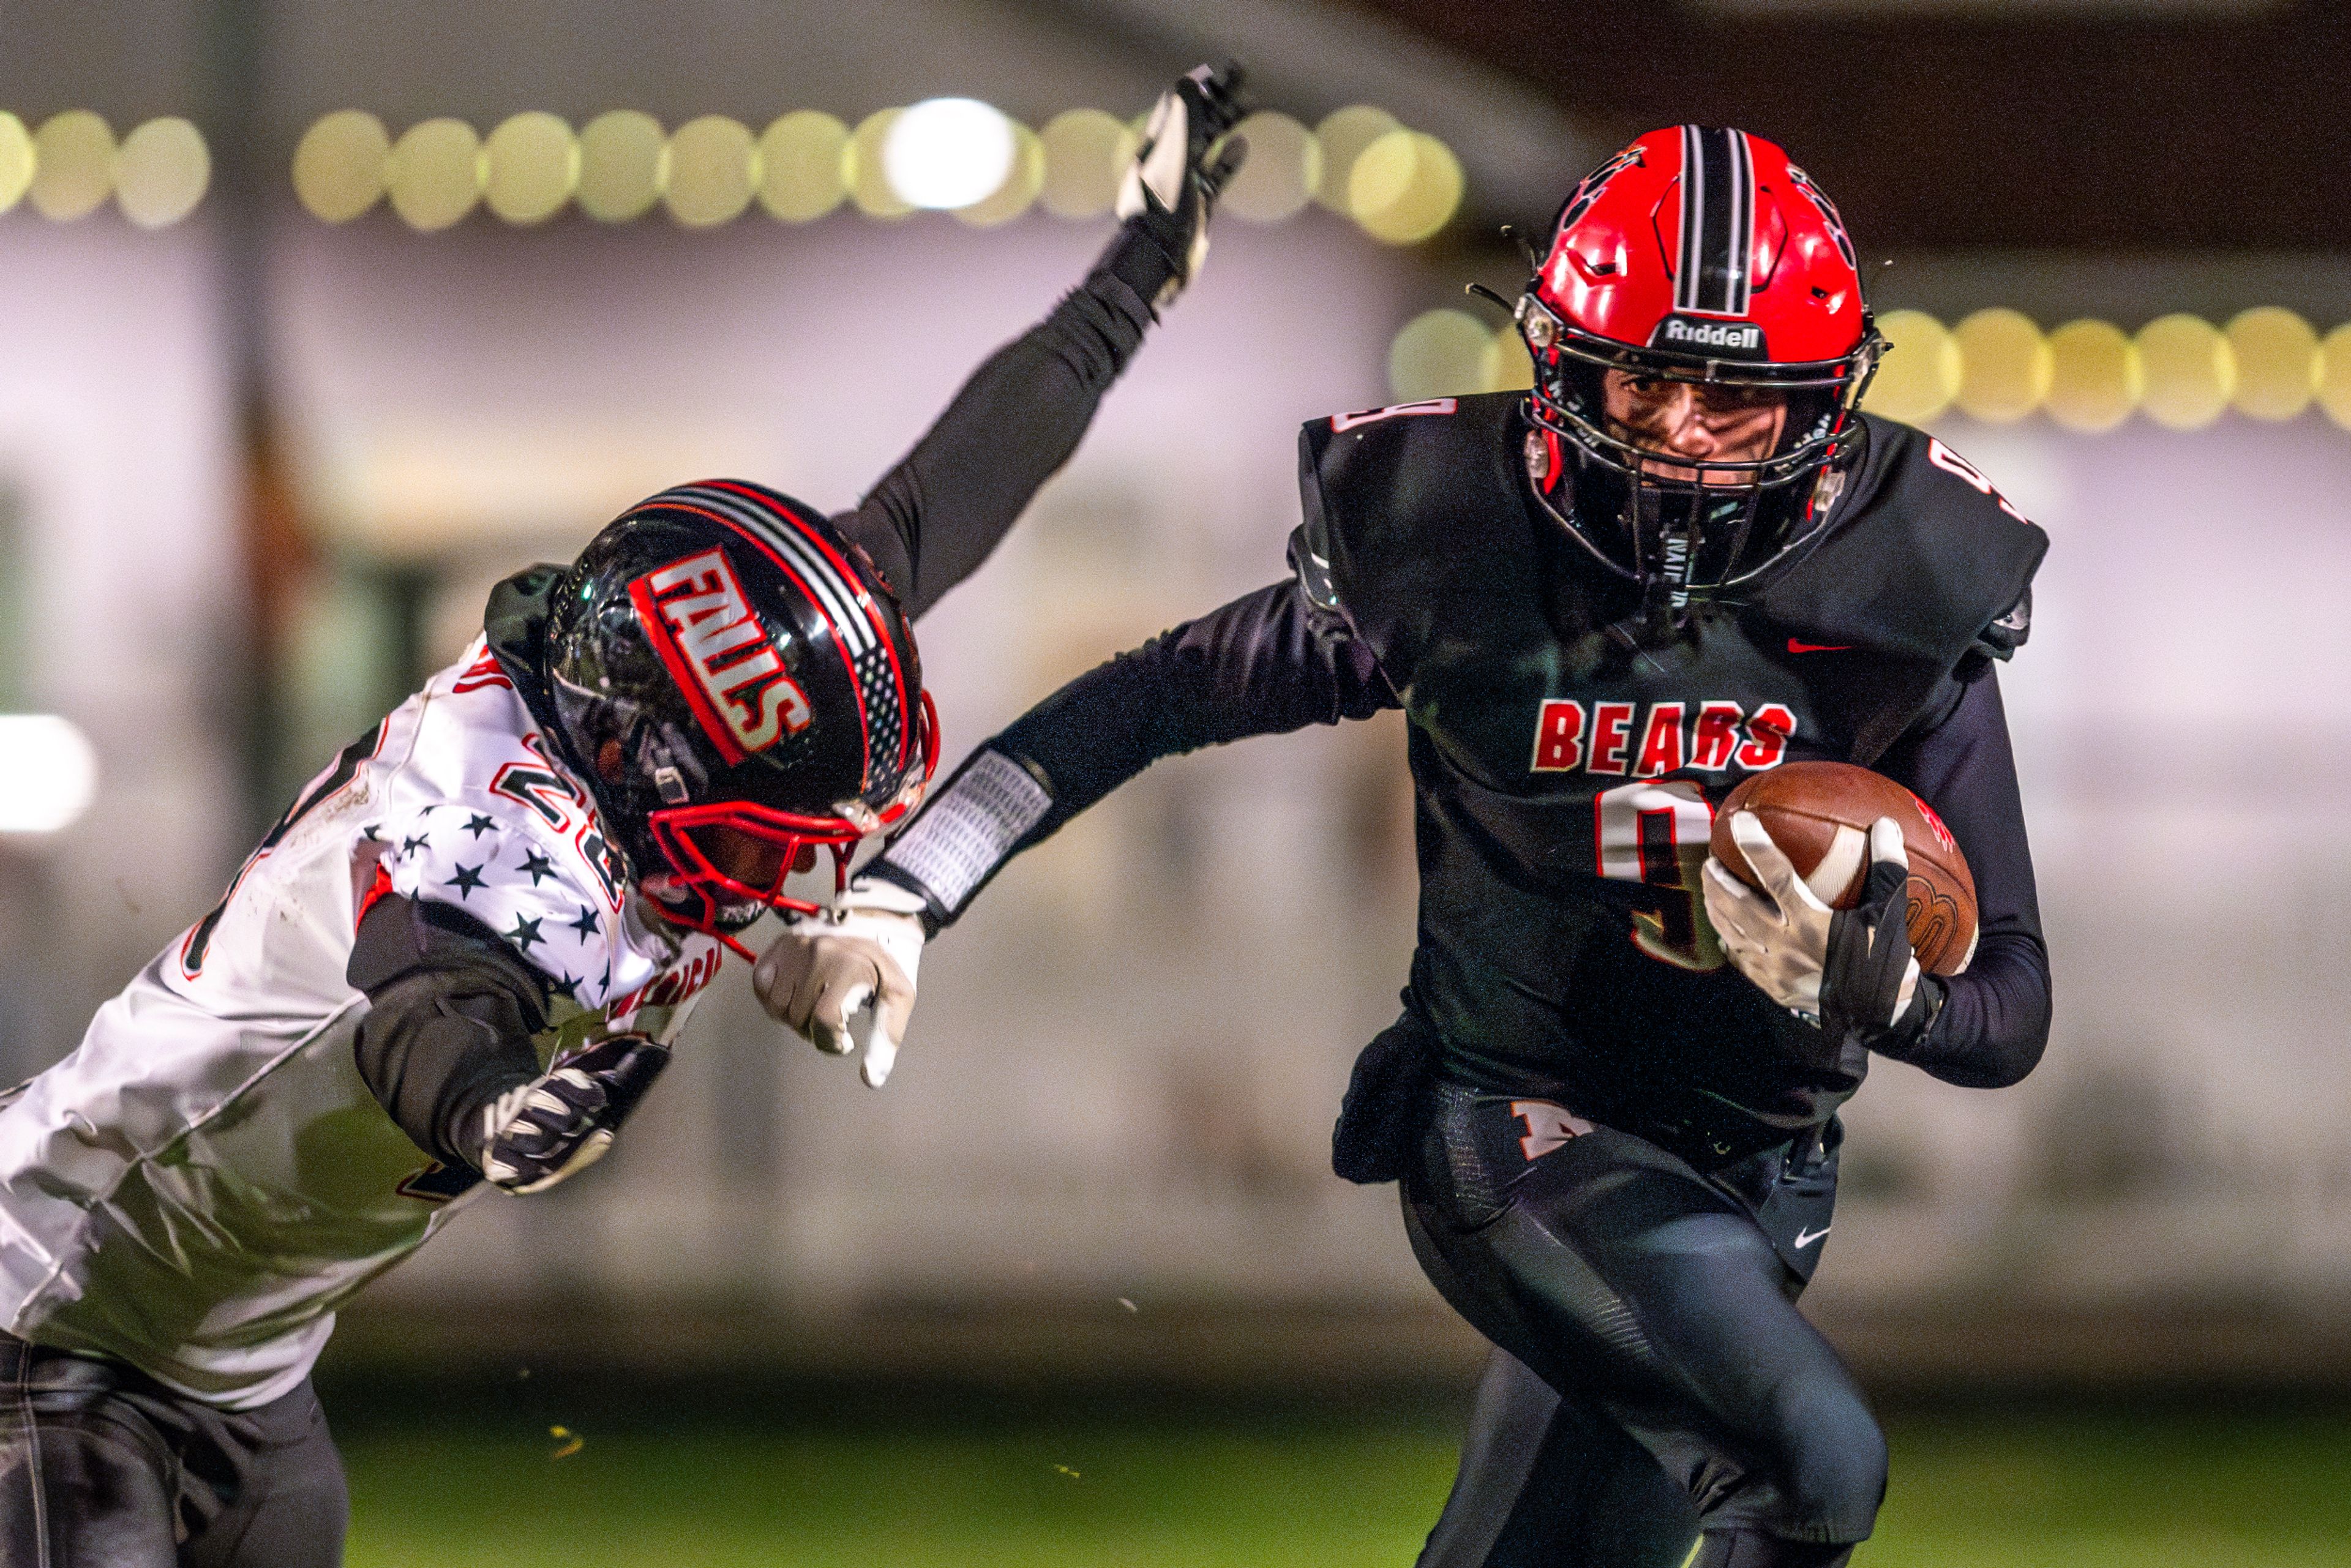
[642,691,939,958]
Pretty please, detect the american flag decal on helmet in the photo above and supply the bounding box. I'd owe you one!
[647,482,914,790]
[1675,125,1755,318]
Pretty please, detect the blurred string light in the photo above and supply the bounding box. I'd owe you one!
[759,111,848,222]
[0,114,32,211]
[0,715,97,835]
[576,110,666,223]
[281,102,1462,241]
[483,111,576,225]
[1037,109,1133,219]
[883,98,1014,211]
[30,111,117,221]
[666,114,756,227]
[1853,307,2351,432]
[1395,304,2351,432]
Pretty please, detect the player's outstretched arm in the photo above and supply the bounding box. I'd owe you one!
[837,64,1248,621]
[755,575,1398,1085]
[348,893,670,1192]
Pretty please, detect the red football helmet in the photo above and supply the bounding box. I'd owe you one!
[1513,126,1884,607]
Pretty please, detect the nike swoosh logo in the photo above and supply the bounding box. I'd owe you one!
[1793,1225,1831,1249]
[1786,639,1852,654]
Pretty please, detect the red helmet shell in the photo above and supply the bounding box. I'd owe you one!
[1534,126,1865,369]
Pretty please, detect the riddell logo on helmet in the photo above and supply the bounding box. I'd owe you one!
[629,548,814,765]
[1655,317,1764,355]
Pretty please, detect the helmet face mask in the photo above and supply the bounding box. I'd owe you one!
[1517,126,1885,612]
[539,481,939,951]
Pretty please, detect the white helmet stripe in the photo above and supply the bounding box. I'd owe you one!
[661,485,875,655]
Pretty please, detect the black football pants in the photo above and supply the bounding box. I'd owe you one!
[1403,1087,1880,1567]
[0,1333,348,1567]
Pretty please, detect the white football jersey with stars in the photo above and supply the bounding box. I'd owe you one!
[0,638,722,1409]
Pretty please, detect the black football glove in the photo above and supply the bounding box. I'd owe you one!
[1103,63,1249,310]
[478,1032,670,1195]
[1816,825,1939,1067]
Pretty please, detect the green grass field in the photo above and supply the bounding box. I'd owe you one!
[336,1392,2351,1567]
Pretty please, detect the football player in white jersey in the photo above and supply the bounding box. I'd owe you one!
[0,67,1244,1567]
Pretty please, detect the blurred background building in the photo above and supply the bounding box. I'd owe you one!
[0,0,2348,1407]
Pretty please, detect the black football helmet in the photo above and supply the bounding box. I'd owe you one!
[541,480,937,945]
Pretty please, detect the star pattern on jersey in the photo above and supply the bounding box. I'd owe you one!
[380,798,694,1018]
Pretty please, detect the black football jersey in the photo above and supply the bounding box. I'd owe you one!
[1292,393,2046,1150]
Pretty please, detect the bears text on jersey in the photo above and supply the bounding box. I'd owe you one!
[1531,698,1796,776]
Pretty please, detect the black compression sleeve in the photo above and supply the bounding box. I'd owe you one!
[348,894,547,1169]
[874,579,1397,923]
[831,225,1169,622]
[1871,670,2052,1088]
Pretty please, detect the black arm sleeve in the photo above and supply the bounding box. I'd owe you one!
[872,578,1398,925]
[348,893,548,1170]
[1870,669,2052,1088]
[831,221,1179,622]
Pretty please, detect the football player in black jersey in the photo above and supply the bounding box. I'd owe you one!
[762,125,2050,1568]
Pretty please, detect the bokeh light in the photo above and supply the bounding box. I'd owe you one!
[665,114,756,227]
[0,715,97,834]
[576,110,667,223]
[483,112,577,225]
[2319,323,2351,431]
[1218,111,1318,225]
[1951,308,2051,423]
[1481,325,1535,394]
[2225,307,2319,422]
[1389,307,1491,401]
[1862,310,1962,424]
[1351,130,1463,246]
[1313,105,1399,213]
[885,98,1014,212]
[113,117,209,228]
[2043,318,2141,433]
[293,111,390,223]
[757,110,848,222]
[0,112,31,214]
[30,111,116,222]
[1038,108,1134,220]
[386,118,482,231]
[954,121,1042,228]
[2136,312,2233,431]
[846,110,913,219]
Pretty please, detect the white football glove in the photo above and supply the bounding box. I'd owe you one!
[1114,64,1247,307]
[752,877,928,1089]
[1701,811,1917,1027]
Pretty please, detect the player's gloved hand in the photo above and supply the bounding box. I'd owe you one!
[1818,818,1931,1053]
[1109,62,1248,309]
[1703,814,1922,1060]
[752,876,928,1088]
[478,1032,670,1195]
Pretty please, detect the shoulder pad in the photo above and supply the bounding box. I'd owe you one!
[1758,417,2048,672]
[377,801,623,1008]
[1295,392,1528,677]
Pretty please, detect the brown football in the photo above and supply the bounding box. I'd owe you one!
[1710,761,1978,975]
